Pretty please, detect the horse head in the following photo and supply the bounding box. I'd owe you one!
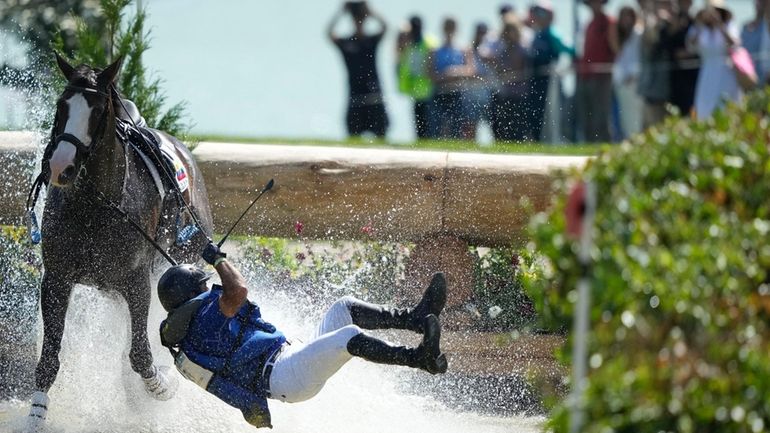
[48,53,123,187]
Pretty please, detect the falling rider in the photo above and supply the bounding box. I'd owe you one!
[157,242,448,428]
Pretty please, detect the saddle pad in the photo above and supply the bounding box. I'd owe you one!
[158,137,190,193]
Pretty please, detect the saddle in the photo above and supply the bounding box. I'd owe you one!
[116,98,147,128]
[115,118,190,197]
[114,101,198,246]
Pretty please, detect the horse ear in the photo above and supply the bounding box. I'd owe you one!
[97,56,123,89]
[55,52,75,81]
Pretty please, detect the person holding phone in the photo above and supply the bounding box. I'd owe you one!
[328,1,389,138]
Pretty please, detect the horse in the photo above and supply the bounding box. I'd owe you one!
[25,53,213,428]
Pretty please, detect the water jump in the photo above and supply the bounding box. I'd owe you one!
[21,54,449,431]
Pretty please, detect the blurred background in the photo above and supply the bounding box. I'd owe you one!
[0,0,758,143]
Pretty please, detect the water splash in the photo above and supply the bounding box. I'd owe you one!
[1,30,544,433]
[0,269,543,433]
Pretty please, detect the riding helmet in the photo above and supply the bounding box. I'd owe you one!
[157,264,210,311]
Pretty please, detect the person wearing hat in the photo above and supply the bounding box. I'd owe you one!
[687,0,741,119]
[156,242,448,429]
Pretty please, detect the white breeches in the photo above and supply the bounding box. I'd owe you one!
[267,296,363,403]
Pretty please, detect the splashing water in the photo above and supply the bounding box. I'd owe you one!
[0,269,544,433]
[1,34,544,433]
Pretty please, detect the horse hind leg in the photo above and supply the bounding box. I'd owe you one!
[27,273,74,430]
[125,282,178,401]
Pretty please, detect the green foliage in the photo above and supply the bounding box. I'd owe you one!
[471,247,539,330]
[0,0,103,68]
[237,237,408,311]
[52,0,189,138]
[525,92,770,432]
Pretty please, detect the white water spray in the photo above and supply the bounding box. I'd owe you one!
[1,34,543,433]
[0,269,543,433]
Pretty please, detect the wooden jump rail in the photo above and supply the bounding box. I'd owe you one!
[0,131,587,244]
[0,131,588,316]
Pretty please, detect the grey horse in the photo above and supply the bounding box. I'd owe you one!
[25,53,213,429]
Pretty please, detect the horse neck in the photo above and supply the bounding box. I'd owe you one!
[83,97,125,202]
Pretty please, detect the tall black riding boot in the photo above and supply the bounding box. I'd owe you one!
[347,314,448,374]
[349,272,447,333]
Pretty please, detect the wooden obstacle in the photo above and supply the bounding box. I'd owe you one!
[0,132,588,325]
[1,132,587,244]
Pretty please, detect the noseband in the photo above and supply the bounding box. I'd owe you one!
[50,85,113,170]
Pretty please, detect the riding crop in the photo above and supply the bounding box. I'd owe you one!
[217,178,274,248]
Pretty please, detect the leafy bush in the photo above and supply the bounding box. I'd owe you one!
[470,246,539,331]
[525,93,770,432]
[52,0,188,138]
[237,237,408,319]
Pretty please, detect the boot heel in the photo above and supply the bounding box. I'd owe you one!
[427,353,448,374]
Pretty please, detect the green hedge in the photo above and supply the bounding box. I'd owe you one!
[525,93,770,432]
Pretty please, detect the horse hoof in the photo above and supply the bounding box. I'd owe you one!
[25,391,48,432]
[142,365,178,401]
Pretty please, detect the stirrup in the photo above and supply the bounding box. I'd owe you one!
[175,211,199,246]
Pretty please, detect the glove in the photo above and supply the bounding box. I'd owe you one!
[201,242,226,265]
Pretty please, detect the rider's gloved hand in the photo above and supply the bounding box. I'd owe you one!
[201,242,226,266]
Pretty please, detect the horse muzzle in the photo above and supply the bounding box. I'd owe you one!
[55,165,77,186]
[49,140,80,187]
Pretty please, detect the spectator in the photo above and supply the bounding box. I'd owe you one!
[464,22,495,140]
[638,0,673,129]
[328,1,389,138]
[395,22,412,76]
[398,16,438,139]
[575,0,617,143]
[491,18,533,142]
[688,0,741,120]
[484,4,534,59]
[613,6,644,138]
[430,17,475,139]
[742,0,770,85]
[528,1,574,142]
[668,0,699,116]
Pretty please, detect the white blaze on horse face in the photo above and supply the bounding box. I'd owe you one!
[50,94,92,185]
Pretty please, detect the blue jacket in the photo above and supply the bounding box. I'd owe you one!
[161,286,286,428]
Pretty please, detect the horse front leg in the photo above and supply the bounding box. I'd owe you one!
[27,272,73,431]
[125,280,177,401]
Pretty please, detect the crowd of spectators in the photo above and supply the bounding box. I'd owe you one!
[329,0,770,144]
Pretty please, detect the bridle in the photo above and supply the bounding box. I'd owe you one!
[51,84,114,174]
[25,84,115,236]
[26,80,210,266]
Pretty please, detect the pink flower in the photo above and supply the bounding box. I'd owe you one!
[361,221,374,236]
[294,221,304,235]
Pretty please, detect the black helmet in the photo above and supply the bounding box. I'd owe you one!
[157,264,210,312]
